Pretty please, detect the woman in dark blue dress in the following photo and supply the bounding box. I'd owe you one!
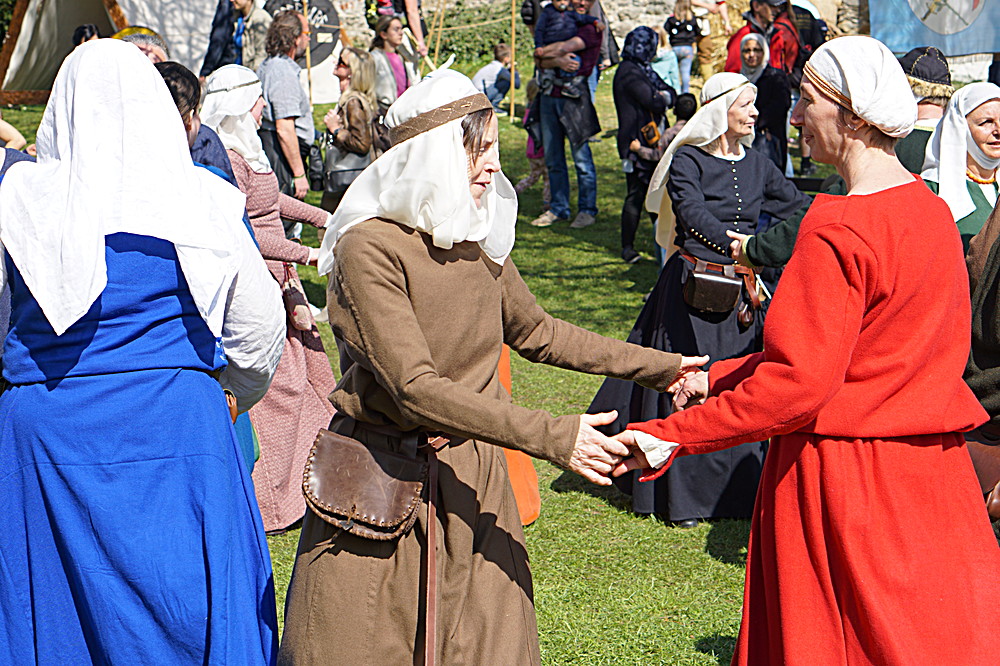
[590,73,808,524]
[0,40,285,663]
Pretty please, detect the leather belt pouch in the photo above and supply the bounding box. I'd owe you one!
[303,428,427,540]
[683,259,743,313]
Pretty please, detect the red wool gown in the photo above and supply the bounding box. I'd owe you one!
[631,179,1000,665]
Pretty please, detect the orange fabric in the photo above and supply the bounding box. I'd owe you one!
[630,181,1000,662]
[499,346,541,526]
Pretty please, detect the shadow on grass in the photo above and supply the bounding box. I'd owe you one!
[550,470,632,512]
[704,519,752,566]
[695,633,737,665]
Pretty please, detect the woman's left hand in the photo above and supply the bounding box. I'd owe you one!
[324,109,342,133]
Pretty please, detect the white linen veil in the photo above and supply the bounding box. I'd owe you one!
[645,72,756,214]
[317,69,517,275]
[0,39,248,337]
[201,64,272,174]
[922,81,1000,222]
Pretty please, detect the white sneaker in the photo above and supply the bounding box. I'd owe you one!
[569,212,596,229]
[530,210,562,227]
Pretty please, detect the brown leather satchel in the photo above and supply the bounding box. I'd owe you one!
[302,428,428,540]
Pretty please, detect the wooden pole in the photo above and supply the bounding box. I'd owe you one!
[509,0,516,122]
[302,0,313,106]
[432,0,448,67]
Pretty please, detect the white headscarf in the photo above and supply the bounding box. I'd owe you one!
[922,81,1000,222]
[645,72,756,213]
[739,33,770,84]
[201,64,271,173]
[0,39,247,337]
[802,36,916,139]
[318,69,517,275]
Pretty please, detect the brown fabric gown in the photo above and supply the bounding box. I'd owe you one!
[229,150,337,532]
[277,220,683,665]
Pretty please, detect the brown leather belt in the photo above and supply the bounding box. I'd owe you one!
[679,250,762,309]
[349,419,461,666]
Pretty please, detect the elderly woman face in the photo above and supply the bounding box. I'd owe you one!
[727,86,758,138]
[967,99,1000,162]
[468,114,501,207]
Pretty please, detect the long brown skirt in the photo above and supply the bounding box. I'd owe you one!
[277,418,539,666]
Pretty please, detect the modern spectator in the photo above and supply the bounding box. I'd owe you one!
[725,0,799,76]
[71,23,101,47]
[471,43,522,115]
[370,16,418,113]
[651,26,681,92]
[234,0,274,73]
[200,0,237,78]
[530,0,603,229]
[322,47,379,213]
[613,26,676,264]
[691,0,730,81]
[258,9,314,217]
[665,0,698,93]
[740,33,790,170]
[119,27,170,63]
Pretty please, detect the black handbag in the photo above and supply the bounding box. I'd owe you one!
[323,134,372,195]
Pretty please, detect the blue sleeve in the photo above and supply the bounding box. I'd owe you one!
[534,8,552,47]
[200,0,236,77]
[572,12,599,25]
[666,149,733,254]
[190,126,237,184]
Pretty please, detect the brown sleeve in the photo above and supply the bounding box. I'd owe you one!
[331,232,582,466]
[500,259,682,391]
[330,98,373,156]
[277,193,328,228]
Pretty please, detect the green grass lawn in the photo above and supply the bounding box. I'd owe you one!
[2,71,788,664]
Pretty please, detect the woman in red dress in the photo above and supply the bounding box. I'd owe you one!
[616,36,1000,664]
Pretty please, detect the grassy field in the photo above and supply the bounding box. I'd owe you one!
[1,70,798,664]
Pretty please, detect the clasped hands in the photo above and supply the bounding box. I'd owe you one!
[568,359,710,486]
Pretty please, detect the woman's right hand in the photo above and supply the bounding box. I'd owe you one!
[568,412,630,486]
[324,109,342,133]
[726,230,751,265]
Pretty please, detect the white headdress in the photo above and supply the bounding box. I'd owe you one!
[317,69,517,274]
[802,36,916,139]
[739,33,770,85]
[922,81,1000,222]
[0,39,247,336]
[201,64,271,173]
[645,72,756,213]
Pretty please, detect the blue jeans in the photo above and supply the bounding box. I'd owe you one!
[588,67,599,102]
[483,78,510,111]
[674,44,694,93]
[539,94,597,218]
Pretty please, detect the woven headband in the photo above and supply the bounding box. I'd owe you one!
[388,93,493,146]
[204,79,260,96]
[803,62,853,110]
[703,82,752,105]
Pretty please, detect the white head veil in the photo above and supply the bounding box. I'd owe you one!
[645,72,756,213]
[201,64,271,173]
[739,33,770,84]
[0,39,247,336]
[318,69,517,275]
[922,81,1000,222]
[802,36,916,139]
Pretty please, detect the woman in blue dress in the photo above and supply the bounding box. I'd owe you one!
[0,40,285,664]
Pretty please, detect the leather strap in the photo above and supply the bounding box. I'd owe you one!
[388,93,493,146]
[681,251,762,309]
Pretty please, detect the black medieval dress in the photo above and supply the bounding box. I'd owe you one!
[589,144,809,520]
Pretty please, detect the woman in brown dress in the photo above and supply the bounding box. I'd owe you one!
[277,70,706,665]
[202,65,337,534]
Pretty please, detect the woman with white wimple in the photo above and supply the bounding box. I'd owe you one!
[0,40,283,663]
[277,69,706,665]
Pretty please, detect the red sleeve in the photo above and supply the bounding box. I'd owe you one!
[630,221,874,480]
[708,352,764,395]
[725,29,744,73]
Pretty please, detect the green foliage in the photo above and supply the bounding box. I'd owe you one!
[424,1,534,70]
[0,0,16,45]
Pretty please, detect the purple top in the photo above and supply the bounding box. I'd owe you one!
[386,52,407,98]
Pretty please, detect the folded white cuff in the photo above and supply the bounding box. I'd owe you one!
[632,430,679,469]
